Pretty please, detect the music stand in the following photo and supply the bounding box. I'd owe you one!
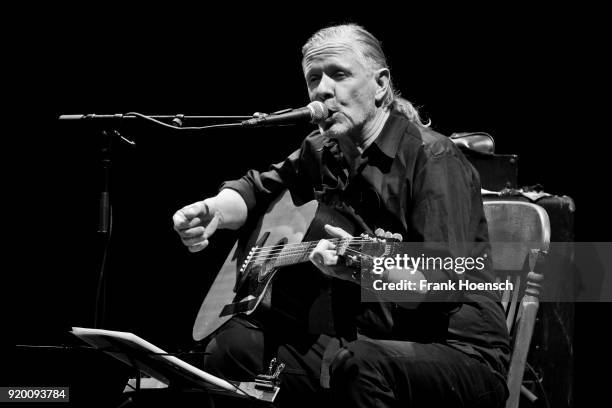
[70,327,279,405]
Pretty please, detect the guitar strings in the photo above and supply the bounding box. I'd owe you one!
[245,250,366,265]
[245,241,379,266]
[247,238,376,255]
[247,237,348,253]
[245,239,376,262]
[246,247,377,271]
[246,239,378,258]
[247,234,391,252]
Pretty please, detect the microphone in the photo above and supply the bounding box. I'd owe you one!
[241,101,329,127]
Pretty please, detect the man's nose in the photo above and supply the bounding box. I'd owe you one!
[312,74,334,101]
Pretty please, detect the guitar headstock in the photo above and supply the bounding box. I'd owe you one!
[337,230,403,270]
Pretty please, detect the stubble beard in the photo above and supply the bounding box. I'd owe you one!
[322,113,364,145]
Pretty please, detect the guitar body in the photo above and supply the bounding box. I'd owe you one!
[192,190,358,341]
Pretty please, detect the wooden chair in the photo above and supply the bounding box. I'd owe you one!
[483,200,550,408]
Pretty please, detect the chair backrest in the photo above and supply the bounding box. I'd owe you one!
[483,200,550,408]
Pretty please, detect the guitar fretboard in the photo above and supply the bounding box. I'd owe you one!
[250,238,358,269]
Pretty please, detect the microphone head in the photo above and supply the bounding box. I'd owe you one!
[307,101,329,124]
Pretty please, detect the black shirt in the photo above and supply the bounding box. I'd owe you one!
[222,110,510,380]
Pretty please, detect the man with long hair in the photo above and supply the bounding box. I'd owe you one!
[174,24,509,408]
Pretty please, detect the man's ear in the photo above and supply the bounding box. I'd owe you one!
[374,68,391,106]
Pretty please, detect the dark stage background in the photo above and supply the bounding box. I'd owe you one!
[6,8,608,407]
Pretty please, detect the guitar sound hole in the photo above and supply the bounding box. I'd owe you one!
[257,263,274,282]
[256,237,287,282]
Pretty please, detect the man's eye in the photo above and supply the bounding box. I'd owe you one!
[332,71,347,79]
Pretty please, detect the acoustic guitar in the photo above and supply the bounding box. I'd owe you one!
[192,189,380,341]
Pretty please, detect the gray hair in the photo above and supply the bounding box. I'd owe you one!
[302,24,429,127]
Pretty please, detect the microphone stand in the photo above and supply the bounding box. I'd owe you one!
[59,113,253,329]
[59,113,254,123]
[94,128,119,329]
[61,109,307,328]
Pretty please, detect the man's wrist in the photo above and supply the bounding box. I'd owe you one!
[203,197,225,228]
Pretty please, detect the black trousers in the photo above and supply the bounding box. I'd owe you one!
[200,316,507,408]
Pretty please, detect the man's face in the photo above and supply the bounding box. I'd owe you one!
[303,41,379,142]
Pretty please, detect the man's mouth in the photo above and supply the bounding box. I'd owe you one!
[321,113,337,130]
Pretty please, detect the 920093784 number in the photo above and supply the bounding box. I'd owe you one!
[1,387,69,402]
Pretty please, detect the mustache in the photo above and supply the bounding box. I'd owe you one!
[322,101,341,113]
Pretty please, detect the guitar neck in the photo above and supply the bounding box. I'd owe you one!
[259,237,367,269]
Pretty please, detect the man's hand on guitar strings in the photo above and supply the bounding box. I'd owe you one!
[172,199,222,253]
[309,224,357,281]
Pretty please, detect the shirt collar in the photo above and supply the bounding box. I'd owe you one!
[357,109,390,154]
[363,110,405,159]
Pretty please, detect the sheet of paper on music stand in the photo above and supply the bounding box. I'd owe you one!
[70,327,279,403]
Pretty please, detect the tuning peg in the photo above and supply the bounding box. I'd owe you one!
[374,228,403,242]
[374,228,391,241]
